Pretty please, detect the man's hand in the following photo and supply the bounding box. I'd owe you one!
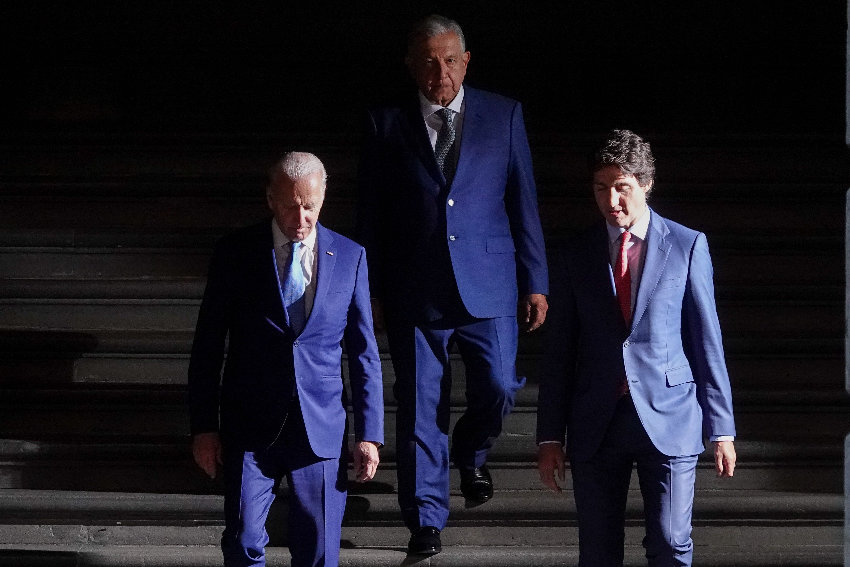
[353,441,380,482]
[713,440,736,478]
[520,294,548,332]
[537,442,566,493]
[192,432,223,479]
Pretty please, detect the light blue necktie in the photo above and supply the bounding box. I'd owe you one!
[283,241,306,334]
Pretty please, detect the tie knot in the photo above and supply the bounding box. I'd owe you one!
[290,240,301,254]
[620,231,631,245]
[438,107,454,127]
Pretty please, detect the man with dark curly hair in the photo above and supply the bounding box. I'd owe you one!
[537,129,736,566]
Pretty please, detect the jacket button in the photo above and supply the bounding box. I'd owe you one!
[293,340,299,347]
[447,199,455,206]
[623,340,630,348]
[449,235,456,241]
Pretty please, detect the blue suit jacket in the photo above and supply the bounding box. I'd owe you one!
[188,221,384,457]
[357,86,548,321]
[537,210,736,461]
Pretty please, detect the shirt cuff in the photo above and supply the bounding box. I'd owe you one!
[711,435,735,442]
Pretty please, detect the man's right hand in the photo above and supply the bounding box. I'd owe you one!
[192,432,223,479]
[537,442,566,493]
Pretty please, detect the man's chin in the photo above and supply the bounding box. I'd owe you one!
[291,228,314,241]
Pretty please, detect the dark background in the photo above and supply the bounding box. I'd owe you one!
[1,1,845,142]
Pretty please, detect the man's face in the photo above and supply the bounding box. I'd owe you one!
[407,31,470,106]
[267,171,325,241]
[593,165,651,229]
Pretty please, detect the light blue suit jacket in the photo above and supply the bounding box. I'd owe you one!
[537,210,735,461]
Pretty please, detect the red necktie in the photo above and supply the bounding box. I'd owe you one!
[614,231,632,397]
[614,231,632,324]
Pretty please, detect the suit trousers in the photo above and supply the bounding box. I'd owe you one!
[387,313,523,531]
[221,403,347,567]
[571,395,697,567]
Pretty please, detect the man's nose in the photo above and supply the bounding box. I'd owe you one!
[608,188,620,208]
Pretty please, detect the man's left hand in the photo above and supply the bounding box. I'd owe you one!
[520,294,548,332]
[353,441,380,482]
[713,440,736,477]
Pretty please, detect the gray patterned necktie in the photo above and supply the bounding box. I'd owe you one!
[434,108,456,178]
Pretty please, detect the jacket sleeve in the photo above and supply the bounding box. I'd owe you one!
[187,239,231,435]
[343,246,385,445]
[505,102,549,297]
[535,251,576,445]
[682,233,736,439]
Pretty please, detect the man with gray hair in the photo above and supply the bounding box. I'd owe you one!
[357,14,548,555]
[189,151,384,567]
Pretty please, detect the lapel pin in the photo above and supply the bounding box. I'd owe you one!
[326,251,334,256]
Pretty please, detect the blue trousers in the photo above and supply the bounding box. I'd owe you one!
[388,314,523,531]
[571,395,697,567]
[221,408,347,567]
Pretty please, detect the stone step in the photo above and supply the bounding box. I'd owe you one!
[0,275,841,304]
[0,431,843,492]
[0,238,841,286]
[0,299,838,343]
[2,134,846,184]
[0,488,840,528]
[0,377,845,413]
[0,539,842,567]
[0,386,846,442]
[0,332,840,391]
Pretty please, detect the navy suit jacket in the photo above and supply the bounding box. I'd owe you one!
[188,221,384,457]
[357,86,548,321]
[537,210,736,461]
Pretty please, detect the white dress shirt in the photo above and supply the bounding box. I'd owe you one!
[418,86,465,150]
[606,207,651,316]
[272,219,317,319]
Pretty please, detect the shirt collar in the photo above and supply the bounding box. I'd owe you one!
[418,85,465,118]
[606,207,651,244]
[271,219,318,252]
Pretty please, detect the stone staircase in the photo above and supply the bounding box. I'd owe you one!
[0,133,846,566]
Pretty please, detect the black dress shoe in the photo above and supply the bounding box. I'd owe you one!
[459,464,494,503]
[408,526,442,555]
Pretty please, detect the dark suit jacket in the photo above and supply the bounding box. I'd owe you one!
[188,221,384,457]
[357,86,548,322]
[537,210,736,461]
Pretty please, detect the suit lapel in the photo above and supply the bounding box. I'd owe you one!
[306,223,336,330]
[449,86,480,190]
[589,224,630,335]
[631,211,672,331]
[398,98,444,192]
[577,224,628,335]
[258,222,291,335]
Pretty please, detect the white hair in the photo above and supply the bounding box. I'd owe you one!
[268,152,327,191]
[408,14,467,54]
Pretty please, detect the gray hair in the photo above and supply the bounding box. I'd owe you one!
[407,14,466,54]
[268,151,327,192]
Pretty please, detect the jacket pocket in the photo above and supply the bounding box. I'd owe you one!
[665,365,694,387]
[486,236,515,254]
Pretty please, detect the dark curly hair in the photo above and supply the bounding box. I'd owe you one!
[589,129,655,191]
